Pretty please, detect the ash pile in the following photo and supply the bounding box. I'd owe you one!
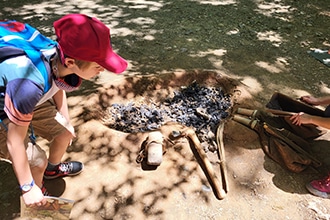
[103,82,232,152]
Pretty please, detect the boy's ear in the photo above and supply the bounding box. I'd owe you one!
[64,57,76,68]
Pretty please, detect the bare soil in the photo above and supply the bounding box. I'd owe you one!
[2,70,330,220]
[1,0,330,220]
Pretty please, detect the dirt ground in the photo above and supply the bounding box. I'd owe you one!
[1,0,330,219]
[66,71,330,220]
[2,70,330,220]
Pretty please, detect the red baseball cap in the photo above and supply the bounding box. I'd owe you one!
[54,14,127,74]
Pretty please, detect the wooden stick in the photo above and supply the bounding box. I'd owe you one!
[266,109,296,116]
[183,127,227,200]
[216,121,228,194]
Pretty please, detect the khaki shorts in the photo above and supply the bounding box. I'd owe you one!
[0,100,68,167]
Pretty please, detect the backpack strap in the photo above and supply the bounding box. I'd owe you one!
[0,20,58,93]
[0,118,37,145]
[0,47,25,63]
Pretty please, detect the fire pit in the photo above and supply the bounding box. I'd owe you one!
[102,81,232,152]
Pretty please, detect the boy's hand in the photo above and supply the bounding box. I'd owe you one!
[300,95,319,105]
[290,112,312,126]
[22,184,46,207]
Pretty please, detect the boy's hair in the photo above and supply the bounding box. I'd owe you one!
[74,59,92,70]
[62,53,92,70]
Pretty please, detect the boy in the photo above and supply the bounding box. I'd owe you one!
[290,95,330,199]
[0,14,127,207]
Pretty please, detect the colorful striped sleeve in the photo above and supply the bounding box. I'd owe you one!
[0,56,46,126]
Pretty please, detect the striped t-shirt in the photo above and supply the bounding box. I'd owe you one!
[0,48,59,126]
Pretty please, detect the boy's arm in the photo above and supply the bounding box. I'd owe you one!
[301,95,330,106]
[317,96,330,105]
[290,113,330,130]
[53,90,70,121]
[52,90,75,137]
[309,115,330,129]
[6,122,45,206]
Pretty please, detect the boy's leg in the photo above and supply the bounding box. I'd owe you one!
[32,100,83,179]
[48,128,72,165]
[26,142,48,187]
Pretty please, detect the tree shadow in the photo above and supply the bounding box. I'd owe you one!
[0,160,20,220]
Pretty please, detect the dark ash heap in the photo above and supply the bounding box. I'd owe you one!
[103,82,232,152]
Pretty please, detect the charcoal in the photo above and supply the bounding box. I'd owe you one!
[103,82,232,152]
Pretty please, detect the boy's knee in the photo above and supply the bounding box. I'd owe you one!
[56,129,74,141]
[31,156,48,172]
[52,129,74,148]
[27,142,47,169]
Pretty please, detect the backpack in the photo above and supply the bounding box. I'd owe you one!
[232,93,326,173]
[0,20,58,93]
[232,110,322,173]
